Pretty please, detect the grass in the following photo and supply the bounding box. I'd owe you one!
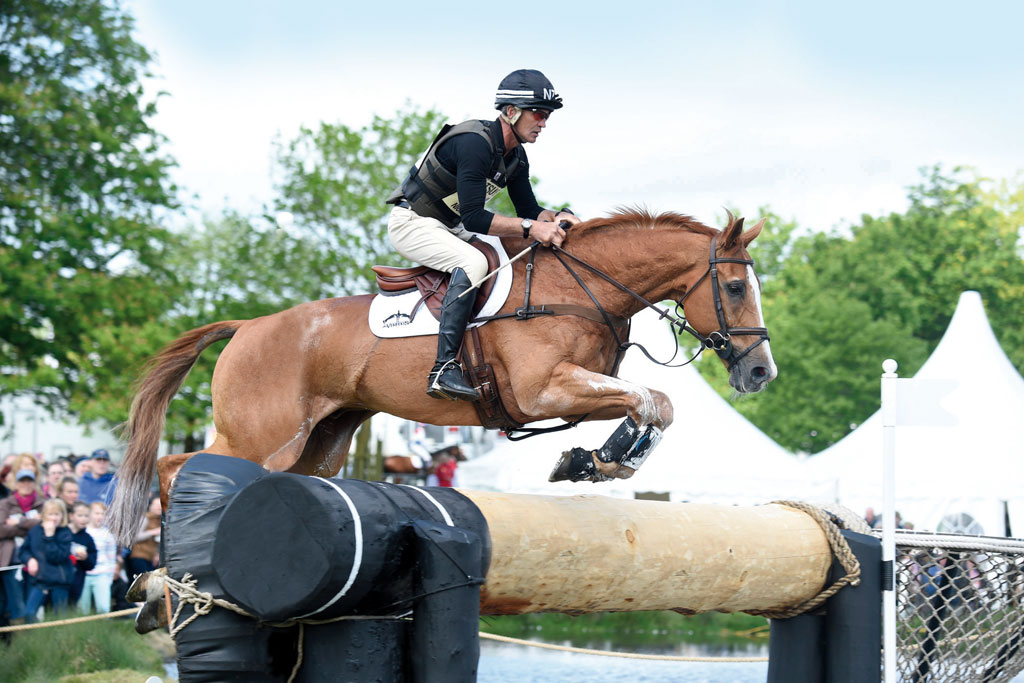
[0,617,170,683]
[479,610,770,651]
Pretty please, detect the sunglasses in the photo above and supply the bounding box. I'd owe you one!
[525,108,551,121]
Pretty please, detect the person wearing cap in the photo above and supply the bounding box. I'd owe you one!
[77,449,115,506]
[386,68,582,402]
[0,468,44,625]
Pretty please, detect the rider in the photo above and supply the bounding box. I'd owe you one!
[386,68,581,402]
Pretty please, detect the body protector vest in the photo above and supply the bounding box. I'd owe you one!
[386,119,521,229]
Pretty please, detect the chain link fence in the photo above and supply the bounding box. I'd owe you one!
[892,530,1024,682]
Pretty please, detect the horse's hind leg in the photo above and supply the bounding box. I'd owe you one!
[127,451,199,635]
[157,452,198,510]
[288,409,376,478]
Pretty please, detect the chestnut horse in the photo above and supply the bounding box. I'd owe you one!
[108,209,776,546]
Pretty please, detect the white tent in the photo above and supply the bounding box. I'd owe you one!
[459,307,813,504]
[805,291,1024,536]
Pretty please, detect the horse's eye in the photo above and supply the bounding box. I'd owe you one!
[726,281,745,297]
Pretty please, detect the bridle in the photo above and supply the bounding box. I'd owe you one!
[481,231,772,441]
[549,233,771,372]
[673,234,771,369]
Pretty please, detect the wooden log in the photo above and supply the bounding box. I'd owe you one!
[460,491,832,616]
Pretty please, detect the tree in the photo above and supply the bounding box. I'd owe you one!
[272,105,567,297]
[69,209,338,449]
[0,0,179,417]
[698,167,1024,453]
[272,104,448,295]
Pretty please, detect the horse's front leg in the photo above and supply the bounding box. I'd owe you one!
[519,364,673,483]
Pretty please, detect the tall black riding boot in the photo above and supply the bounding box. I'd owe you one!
[426,268,481,401]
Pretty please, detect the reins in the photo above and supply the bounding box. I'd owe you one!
[476,231,770,441]
[547,233,770,372]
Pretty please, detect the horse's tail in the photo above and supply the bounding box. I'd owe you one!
[108,320,244,547]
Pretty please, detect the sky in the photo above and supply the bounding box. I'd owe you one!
[126,0,1024,233]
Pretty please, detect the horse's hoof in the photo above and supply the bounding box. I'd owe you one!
[550,448,605,482]
[126,567,166,603]
[134,595,168,634]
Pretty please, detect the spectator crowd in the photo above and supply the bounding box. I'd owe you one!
[0,448,155,634]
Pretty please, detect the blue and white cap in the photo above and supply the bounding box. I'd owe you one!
[494,69,563,111]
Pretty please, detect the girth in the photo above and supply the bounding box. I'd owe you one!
[371,239,500,322]
[459,307,630,433]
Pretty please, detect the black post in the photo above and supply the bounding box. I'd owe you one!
[768,529,882,683]
[767,613,825,682]
[297,620,408,683]
[409,520,484,683]
[825,530,882,683]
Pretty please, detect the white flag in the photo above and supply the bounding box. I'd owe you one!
[895,378,958,426]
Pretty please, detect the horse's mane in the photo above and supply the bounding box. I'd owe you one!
[565,207,719,242]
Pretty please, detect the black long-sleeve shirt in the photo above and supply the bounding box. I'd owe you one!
[434,132,543,234]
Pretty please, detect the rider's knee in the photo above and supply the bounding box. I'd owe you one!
[462,251,489,286]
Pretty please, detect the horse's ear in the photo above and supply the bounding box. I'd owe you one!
[722,215,745,249]
[739,217,767,248]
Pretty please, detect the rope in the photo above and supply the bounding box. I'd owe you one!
[479,632,768,662]
[745,500,862,620]
[0,606,140,632]
[164,573,255,638]
[163,572,412,683]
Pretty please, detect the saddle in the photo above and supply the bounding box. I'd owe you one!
[371,239,500,322]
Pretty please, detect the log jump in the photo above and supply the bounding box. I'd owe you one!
[160,453,880,682]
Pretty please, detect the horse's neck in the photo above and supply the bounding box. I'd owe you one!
[558,227,708,315]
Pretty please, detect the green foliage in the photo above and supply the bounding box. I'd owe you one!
[272,106,568,296]
[0,0,179,416]
[742,206,799,282]
[699,167,1024,453]
[272,103,448,294]
[0,619,165,682]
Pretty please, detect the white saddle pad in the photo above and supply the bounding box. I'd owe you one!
[368,235,513,339]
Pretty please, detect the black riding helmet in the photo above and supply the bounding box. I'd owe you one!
[494,69,563,112]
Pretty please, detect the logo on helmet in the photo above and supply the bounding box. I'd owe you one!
[543,88,559,101]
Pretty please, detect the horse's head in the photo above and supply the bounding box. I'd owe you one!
[679,213,777,393]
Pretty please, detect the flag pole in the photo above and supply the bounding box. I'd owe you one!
[881,358,898,683]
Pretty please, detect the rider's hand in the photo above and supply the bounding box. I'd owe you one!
[555,211,582,227]
[529,220,567,248]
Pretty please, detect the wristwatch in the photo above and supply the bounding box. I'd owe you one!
[521,218,533,239]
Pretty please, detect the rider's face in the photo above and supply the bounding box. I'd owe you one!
[513,107,548,143]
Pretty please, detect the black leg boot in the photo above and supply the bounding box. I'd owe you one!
[426,268,481,401]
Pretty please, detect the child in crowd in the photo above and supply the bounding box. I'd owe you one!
[67,501,97,605]
[80,502,117,614]
[19,498,73,622]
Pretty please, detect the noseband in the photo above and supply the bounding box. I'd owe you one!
[674,235,771,370]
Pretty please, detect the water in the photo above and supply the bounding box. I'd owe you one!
[478,640,768,683]
[162,639,768,682]
[162,640,1024,681]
